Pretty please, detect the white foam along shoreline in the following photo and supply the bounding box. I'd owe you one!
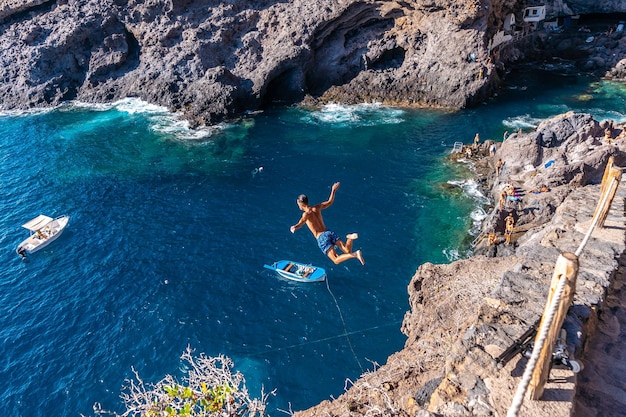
[0,98,228,142]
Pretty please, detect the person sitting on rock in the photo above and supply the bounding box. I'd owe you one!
[505,184,521,201]
[531,185,550,194]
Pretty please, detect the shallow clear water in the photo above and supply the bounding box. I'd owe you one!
[2,68,626,416]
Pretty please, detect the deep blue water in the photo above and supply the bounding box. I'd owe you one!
[2,67,626,416]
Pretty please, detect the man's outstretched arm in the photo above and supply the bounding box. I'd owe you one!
[290,213,307,233]
[320,182,340,209]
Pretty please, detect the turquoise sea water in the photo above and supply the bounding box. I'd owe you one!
[2,67,626,416]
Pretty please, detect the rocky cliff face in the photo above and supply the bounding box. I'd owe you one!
[3,0,624,126]
[3,2,626,416]
[292,113,626,417]
[0,0,493,126]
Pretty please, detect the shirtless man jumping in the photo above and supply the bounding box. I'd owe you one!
[290,182,365,265]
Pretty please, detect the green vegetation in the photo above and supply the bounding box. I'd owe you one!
[92,347,274,417]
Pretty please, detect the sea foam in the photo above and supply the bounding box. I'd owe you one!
[502,114,544,130]
[303,103,405,126]
[445,178,489,257]
[75,98,231,142]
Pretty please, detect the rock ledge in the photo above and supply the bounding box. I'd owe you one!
[294,115,626,417]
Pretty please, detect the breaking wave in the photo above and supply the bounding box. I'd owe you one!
[105,98,222,141]
[302,103,406,126]
[578,108,626,123]
[448,178,489,237]
[2,98,225,142]
[502,114,544,131]
[0,106,56,118]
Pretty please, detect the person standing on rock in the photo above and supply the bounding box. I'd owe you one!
[290,182,365,265]
[496,158,504,176]
[473,133,480,149]
[499,191,506,210]
[504,212,515,245]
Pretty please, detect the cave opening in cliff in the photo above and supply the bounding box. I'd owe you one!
[261,67,306,107]
[369,47,406,71]
[123,27,141,70]
[576,13,626,30]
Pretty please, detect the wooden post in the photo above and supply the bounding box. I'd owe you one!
[596,167,622,228]
[600,156,614,194]
[592,157,622,227]
[593,156,614,220]
[528,252,579,400]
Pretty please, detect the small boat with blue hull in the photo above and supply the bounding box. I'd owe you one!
[264,260,326,282]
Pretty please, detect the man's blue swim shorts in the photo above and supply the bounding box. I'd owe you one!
[317,230,339,254]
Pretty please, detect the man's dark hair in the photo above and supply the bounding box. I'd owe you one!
[297,194,308,205]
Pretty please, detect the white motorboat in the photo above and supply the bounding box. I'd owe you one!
[16,214,70,257]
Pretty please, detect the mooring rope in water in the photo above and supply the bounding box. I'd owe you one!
[246,321,400,358]
[324,277,365,373]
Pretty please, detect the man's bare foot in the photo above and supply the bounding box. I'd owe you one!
[355,249,365,265]
[346,233,358,240]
